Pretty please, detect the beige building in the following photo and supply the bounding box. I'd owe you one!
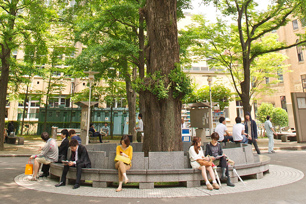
[258,18,306,130]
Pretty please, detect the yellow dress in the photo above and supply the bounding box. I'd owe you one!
[116,145,133,165]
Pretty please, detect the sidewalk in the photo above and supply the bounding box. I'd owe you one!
[1,138,306,156]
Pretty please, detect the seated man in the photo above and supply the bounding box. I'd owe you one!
[89,124,102,143]
[29,132,58,181]
[232,116,248,144]
[55,139,91,189]
[100,123,109,137]
[69,129,82,144]
[215,117,233,143]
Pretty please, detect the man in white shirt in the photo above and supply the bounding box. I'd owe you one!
[214,117,233,143]
[232,117,248,143]
[264,116,276,154]
[134,113,143,142]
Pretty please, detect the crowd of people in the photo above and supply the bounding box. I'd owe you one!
[25,112,275,191]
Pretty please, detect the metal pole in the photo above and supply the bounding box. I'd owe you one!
[86,81,91,145]
[209,81,213,135]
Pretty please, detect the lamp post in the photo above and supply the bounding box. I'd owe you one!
[83,70,99,145]
[207,76,213,135]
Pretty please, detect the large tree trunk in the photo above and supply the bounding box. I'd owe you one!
[138,10,146,119]
[240,58,252,115]
[0,56,10,151]
[143,0,182,155]
[126,69,136,137]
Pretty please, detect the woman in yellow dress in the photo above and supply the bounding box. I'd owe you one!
[115,135,133,192]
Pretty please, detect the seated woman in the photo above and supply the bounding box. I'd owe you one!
[189,137,219,190]
[115,135,133,192]
[205,132,235,187]
[29,132,58,181]
[69,129,81,144]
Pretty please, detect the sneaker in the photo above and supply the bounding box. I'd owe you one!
[212,183,220,190]
[29,177,37,181]
[271,150,276,153]
[206,183,213,190]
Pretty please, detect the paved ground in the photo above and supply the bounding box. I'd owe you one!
[1,138,306,203]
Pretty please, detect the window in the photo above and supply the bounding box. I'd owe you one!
[236,100,244,118]
[296,40,304,62]
[277,70,283,83]
[280,96,287,112]
[49,96,70,108]
[301,74,306,92]
[37,81,40,84]
[293,19,299,30]
[265,77,269,84]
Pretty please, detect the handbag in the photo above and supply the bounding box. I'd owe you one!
[25,161,33,175]
[114,155,131,164]
[197,159,213,167]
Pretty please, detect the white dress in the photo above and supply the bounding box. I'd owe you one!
[188,146,204,169]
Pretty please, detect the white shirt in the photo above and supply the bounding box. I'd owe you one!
[138,119,143,131]
[188,146,204,162]
[215,123,227,141]
[232,123,245,141]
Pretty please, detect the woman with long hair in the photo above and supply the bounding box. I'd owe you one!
[189,137,219,190]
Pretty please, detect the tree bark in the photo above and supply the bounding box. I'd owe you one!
[0,56,10,151]
[138,10,146,119]
[143,0,182,155]
[20,84,29,136]
[125,69,136,137]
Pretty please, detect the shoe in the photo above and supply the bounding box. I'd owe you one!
[206,183,213,190]
[212,183,220,190]
[73,184,80,189]
[29,177,37,181]
[271,150,276,153]
[116,188,122,192]
[55,182,65,187]
[227,177,235,187]
[39,173,49,178]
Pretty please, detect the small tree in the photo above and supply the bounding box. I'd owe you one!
[272,108,288,132]
[256,103,274,124]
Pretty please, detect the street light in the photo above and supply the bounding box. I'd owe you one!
[207,76,213,135]
[83,70,99,145]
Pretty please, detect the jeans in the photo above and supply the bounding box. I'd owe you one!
[267,134,274,152]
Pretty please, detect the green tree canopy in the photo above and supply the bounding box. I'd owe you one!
[256,102,274,123]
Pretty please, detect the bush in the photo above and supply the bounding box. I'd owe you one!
[272,107,288,131]
[256,103,274,123]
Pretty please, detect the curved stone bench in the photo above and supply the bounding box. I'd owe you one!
[50,143,270,189]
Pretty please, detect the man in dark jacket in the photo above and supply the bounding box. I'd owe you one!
[244,112,261,154]
[55,139,91,189]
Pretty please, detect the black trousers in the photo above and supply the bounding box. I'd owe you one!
[248,138,261,154]
[60,163,87,185]
[41,164,50,175]
[93,132,102,143]
[217,156,229,176]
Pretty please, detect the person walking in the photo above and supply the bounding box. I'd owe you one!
[244,112,261,154]
[264,116,276,154]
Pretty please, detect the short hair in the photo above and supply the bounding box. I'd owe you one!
[69,139,79,147]
[120,135,130,147]
[219,117,225,123]
[68,129,76,136]
[138,113,142,119]
[211,132,220,141]
[235,116,241,123]
[61,129,69,138]
[267,115,270,120]
[41,132,50,141]
[90,123,93,127]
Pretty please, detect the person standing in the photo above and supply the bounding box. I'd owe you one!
[214,117,233,143]
[264,116,276,154]
[134,114,143,142]
[55,139,91,189]
[244,112,261,154]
